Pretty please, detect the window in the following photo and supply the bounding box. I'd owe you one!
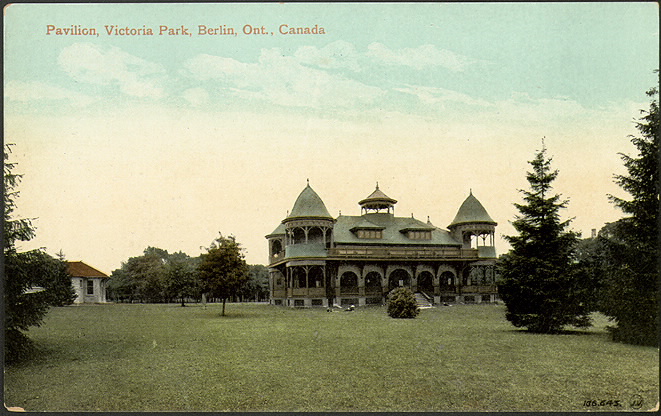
[356,229,382,239]
[294,299,305,307]
[408,230,431,240]
[311,299,323,306]
[79,280,83,288]
[87,280,94,295]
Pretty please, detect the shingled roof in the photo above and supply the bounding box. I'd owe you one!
[448,191,497,227]
[334,214,461,246]
[287,184,332,219]
[66,261,109,278]
[266,222,286,238]
[358,184,397,209]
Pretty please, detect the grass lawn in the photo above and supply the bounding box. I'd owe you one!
[4,302,659,412]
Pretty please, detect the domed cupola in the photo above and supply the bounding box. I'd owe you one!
[448,190,497,258]
[359,183,397,215]
[282,180,335,258]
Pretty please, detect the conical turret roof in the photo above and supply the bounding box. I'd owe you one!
[287,183,332,219]
[449,191,496,227]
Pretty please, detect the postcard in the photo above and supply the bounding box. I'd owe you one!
[3,2,659,412]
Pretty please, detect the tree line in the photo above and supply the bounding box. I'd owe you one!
[107,241,269,308]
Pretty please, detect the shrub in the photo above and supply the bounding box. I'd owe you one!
[387,287,419,319]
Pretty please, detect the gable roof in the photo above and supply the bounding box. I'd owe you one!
[66,261,109,278]
[448,192,496,227]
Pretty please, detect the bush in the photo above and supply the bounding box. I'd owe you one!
[387,287,419,319]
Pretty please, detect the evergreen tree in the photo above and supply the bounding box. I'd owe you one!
[600,86,659,345]
[198,233,249,316]
[498,143,591,333]
[4,144,75,364]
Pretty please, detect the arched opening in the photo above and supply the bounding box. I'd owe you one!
[292,228,306,245]
[308,227,324,244]
[439,271,455,291]
[340,271,359,294]
[417,271,434,295]
[365,271,382,294]
[292,267,307,288]
[309,266,324,288]
[271,239,283,256]
[388,269,411,291]
[469,266,484,285]
[484,266,495,285]
[272,271,285,288]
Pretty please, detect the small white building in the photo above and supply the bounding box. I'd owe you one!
[67,261,109,303]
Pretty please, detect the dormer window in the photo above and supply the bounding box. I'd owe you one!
[357,229,383,239]
[407,230,432,240]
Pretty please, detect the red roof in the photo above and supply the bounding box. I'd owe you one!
[66,261,109,278]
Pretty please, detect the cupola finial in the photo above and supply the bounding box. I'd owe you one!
[307,178,310,186]
[376,181,379,190]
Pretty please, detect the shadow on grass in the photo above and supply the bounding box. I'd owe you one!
[502,327,607,337]
[8,336,140,369]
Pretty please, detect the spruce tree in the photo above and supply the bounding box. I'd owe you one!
[4,144,75,364]
[498,143,590,333]
[600,86,659,345]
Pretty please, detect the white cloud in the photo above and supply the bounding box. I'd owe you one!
[182,87,209,106]
[395,85,493,108]
[58,43,166,99]
[4,80,97,107]
[183,48,385,109]
[366,43,474,71]
[294,40,361,72]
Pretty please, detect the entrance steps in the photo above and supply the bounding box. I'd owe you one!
[414,292,434,309]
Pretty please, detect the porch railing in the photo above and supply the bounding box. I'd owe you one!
[328,246,478,260]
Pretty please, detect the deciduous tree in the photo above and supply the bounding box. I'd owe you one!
[198,233,249,316]
[108,247,172,303]
[237,264,269,302]
[164,251,200,306]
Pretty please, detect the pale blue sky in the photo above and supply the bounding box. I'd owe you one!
[4,2,659,271]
